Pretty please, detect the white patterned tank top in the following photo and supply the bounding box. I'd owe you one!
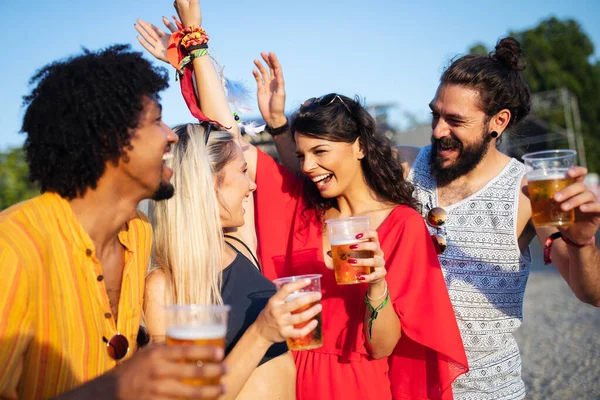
[407,145,532,400]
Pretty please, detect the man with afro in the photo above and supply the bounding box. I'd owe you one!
[0,45,226,399]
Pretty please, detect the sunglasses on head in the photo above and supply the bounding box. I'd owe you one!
[424,206,448,255]
[203,122,217,145]
[103,333,129,361]
[301,93,352,114]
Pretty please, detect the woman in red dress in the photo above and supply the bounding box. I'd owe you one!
[142,3,468,393]
[248,53,468,400]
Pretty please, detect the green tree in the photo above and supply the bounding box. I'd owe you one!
[468,43,489,56]
[470,18,600,172]
[0,147,39,210]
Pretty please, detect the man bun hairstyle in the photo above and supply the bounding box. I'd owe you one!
[441,37,532,130]
[492,37,526,71]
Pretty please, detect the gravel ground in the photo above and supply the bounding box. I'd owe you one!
[514,240,600,400]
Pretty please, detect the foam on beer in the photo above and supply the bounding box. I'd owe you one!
[285,291,320,302]
[329,235,367,246]
[527,169,568,182]
[166,324,226,340]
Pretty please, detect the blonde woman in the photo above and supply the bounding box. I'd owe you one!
[137,3,321,400]
[144,124,321,400]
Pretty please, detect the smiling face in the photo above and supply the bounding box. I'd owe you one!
[295,133,365,198]
[119,95,178,201]
[429,84,492,185]
[215,144,256,228]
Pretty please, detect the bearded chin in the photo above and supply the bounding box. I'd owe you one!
[152,181,175,201]
[431,134,492,186]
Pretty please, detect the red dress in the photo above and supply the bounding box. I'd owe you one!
[254,149,468,399]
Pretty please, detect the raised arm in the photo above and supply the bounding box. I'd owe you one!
[135,1,257,176]
[253,53,299,175]
[529,168,600,306]
[136,1,259,251]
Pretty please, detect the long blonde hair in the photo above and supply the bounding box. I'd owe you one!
[152,124,237,306]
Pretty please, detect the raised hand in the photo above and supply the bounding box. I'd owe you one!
[253,278,322,344]
[174,0,202,29]
[555,166,600,244]
[135,17,178,64]
[253,52,287,128]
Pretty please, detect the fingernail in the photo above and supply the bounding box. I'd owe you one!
[349,244,358,250]
[355,233,364,239]
[562,202,570,210]
[358,276,366,281]
[348,259,357,264]
[327,250,332,257]
[555,193,563,201]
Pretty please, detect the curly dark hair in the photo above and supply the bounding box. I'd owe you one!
[21,44,169,199]
[441,37,532,137]
[290,94,418,220]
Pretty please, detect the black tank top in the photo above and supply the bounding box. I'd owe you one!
[221,247,288,366]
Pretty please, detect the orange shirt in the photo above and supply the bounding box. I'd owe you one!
[0,192,152,399]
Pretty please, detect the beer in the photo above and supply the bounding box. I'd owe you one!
[522,149,577,228]
[528,171,575,227]
[166,325,226,387]
[273,274,322,351]
[330,239,374,284]
[285,292,323,350]
[326,216,373,285]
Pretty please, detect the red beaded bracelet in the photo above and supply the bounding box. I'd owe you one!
[543,232,596,265]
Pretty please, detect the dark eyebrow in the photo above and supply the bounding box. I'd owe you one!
[428,103,466,121]
[295,144,329,157]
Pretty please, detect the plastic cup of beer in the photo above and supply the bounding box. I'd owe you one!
[272,274,322,351]
[326,216,373,284]
[522,149,577,227]
[165,304,230,389]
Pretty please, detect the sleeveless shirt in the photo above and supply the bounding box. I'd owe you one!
[407,145,532,400]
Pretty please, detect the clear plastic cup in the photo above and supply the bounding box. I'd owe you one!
[522,149,577,227]
[326,216,373,284]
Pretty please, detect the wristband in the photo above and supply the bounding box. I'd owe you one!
[265,120,289,136]
[364,290,390,342]
[543,232,595,265]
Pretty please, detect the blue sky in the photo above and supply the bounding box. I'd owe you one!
[1,0,599,150]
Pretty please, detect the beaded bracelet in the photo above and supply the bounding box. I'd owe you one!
[180,26,209,48]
